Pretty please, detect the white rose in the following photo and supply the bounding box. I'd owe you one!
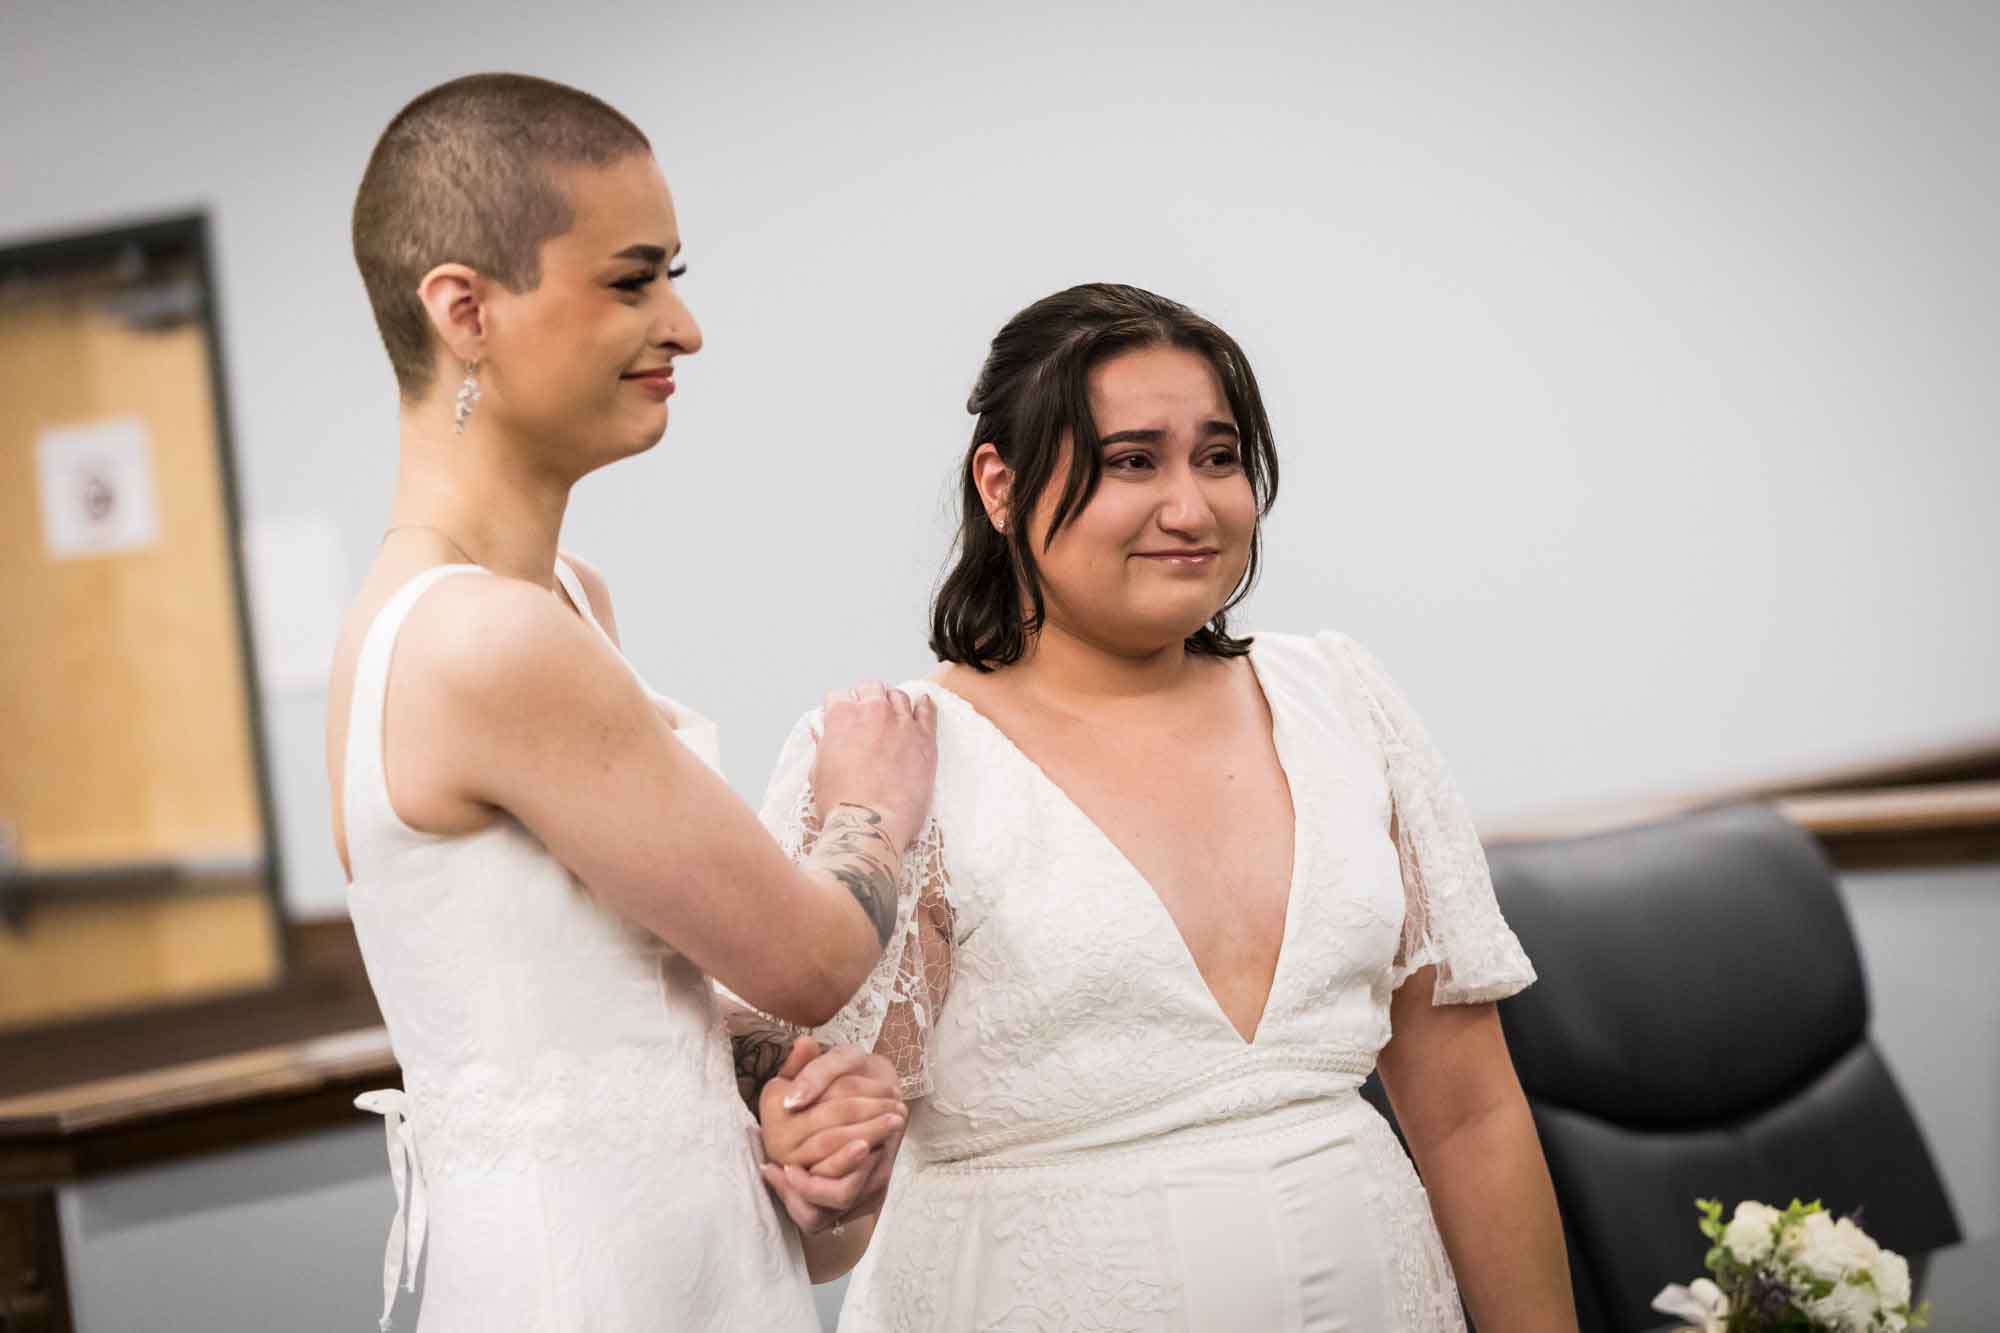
[1794,1213,1882,1285]
[1871,1248,1912,1310]
[1723,1201,1783,1266]
[1805,1276,1880,1332]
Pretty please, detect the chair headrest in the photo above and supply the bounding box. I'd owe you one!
[1490,803,1867,1125]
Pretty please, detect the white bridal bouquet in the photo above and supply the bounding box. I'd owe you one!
[1652,1199,1930,1332]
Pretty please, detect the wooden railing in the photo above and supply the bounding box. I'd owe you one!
[1486,735,2000,871]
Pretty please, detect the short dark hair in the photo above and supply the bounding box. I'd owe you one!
[930,282,1280,671]
[352,73,653,399]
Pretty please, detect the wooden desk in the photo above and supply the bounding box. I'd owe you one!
[0,1026,394,1186]
[0,922,391,1332]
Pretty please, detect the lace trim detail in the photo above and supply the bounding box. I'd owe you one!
[401,1048,748,1180]
[761,712,954,1100]
[1317,632,1538,1006]
[854,1175,1178,1333]
[1354,1109,1469,1331]
[979,1180,1181,1332]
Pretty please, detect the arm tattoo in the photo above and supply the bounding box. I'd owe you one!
[724,1004,800,1113]
[808,803,901,949]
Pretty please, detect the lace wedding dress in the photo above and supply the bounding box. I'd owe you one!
[344,561,818,1333]
[762,631,1536,1333]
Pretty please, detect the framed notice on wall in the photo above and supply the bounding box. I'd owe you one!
[0,214,286,1031]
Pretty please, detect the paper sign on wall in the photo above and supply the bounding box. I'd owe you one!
[34,416,163,560]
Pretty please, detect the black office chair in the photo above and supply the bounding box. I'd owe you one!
[1365,803,1960,1331]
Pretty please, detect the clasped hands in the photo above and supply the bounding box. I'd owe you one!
[759,1036,906,1234]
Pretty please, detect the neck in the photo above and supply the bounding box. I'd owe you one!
[1007,616,1200,709]
[390,410,571,588]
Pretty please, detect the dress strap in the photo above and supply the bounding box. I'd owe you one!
[552,557,611,644]
[553,556,662,697]
[341,564,486,878]
[354,1088,429,1332]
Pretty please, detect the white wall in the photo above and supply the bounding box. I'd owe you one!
[4,0,1994,918]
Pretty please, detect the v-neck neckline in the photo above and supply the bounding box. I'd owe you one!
[921,642,1304,1048]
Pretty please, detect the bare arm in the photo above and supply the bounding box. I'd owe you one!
[1374,966,1577,1333]
[798,1212,878,1284]
[747,1035,903,1283]
[386,577,933,1026]
[763,1043,896,1284]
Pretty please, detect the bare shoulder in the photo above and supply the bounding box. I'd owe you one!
[395,572,612,717]
[328,564,609,859]
[383,569,660,810]
[557,547,620,645]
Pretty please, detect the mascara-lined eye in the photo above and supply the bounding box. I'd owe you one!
[612,271,658,293]
[667,262,687,280]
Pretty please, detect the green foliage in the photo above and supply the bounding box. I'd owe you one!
[1679,1198,1930,1332]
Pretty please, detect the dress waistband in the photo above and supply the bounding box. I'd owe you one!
[918,1084,1377,1176]
[915,1045,1377,1168]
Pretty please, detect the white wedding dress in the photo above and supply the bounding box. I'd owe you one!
[344,561,819,1333]
[761,631,1537,1333]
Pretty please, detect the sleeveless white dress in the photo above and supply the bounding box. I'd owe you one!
[759,631,1537,1333]
[344,562,819,1333]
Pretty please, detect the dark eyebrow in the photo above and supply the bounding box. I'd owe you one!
[1096,428,1167,448]
[611,244,670,264]
[1096,420,1239,448]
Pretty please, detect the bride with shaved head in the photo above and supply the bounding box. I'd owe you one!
[328,73,933,1331]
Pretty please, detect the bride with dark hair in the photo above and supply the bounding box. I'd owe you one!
[329,73,933,1331]
[759,283,1577,1331]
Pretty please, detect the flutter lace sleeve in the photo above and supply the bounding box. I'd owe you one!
[1317,632,1537,1006]
[757,711,954,1100]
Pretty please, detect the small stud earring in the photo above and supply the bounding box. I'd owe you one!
[453,359,483,434]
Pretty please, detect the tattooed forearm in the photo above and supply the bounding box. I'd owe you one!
[831,863,899,947]
[807,803,901,949]
[815,803,897,857]
[724,1005,800,1113]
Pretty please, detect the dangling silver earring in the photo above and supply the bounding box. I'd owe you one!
[453,359,482,434]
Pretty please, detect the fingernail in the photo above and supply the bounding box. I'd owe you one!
[783,1092,802,1109]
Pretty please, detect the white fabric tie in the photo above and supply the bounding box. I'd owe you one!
[355,1089,430,1332]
